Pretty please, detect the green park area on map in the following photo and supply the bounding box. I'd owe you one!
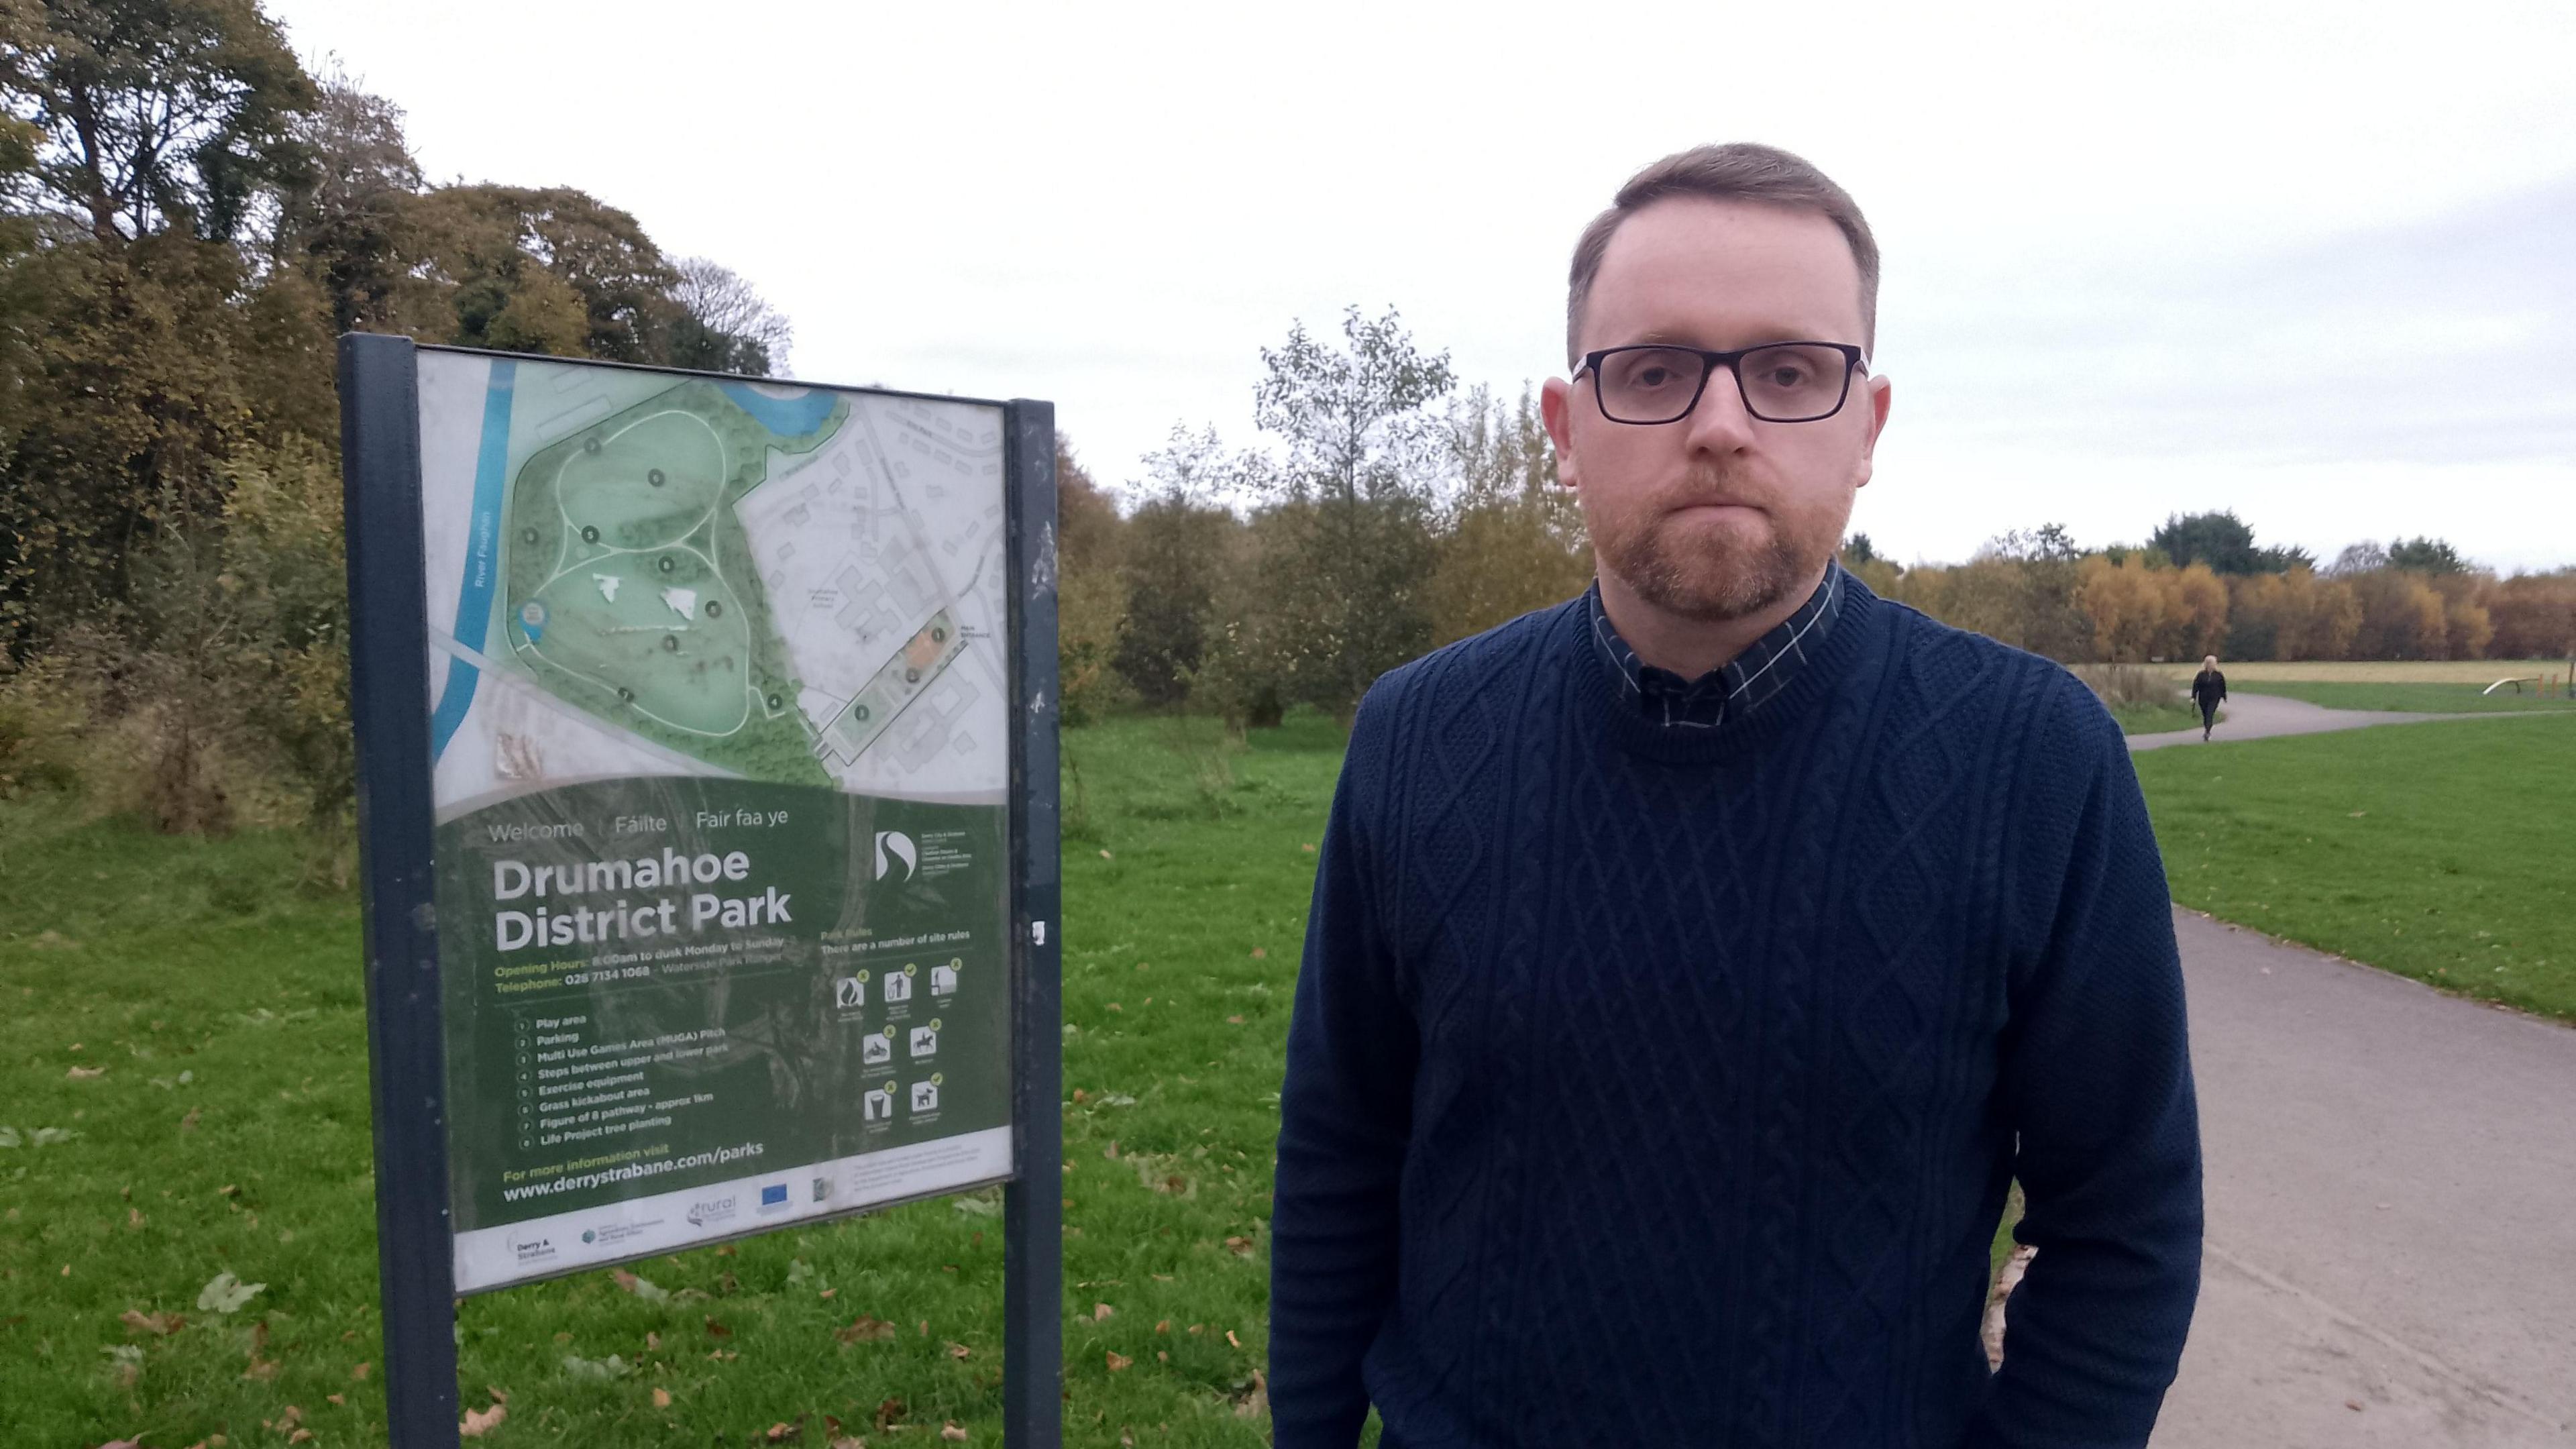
[498,381,847,786]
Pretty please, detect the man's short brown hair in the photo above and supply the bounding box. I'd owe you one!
[1565,142,1880,368]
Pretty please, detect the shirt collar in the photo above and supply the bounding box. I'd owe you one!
[1585,562,1847,731]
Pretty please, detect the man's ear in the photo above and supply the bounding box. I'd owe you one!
[1540,376,1580,492]
[1852,373,1892,490]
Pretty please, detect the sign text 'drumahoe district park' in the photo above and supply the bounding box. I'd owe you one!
[339,335,1063,1446]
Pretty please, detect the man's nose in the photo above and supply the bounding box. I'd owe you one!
[1683,368,1759,454]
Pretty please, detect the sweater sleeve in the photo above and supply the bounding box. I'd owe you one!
[1971,681,2204,1449]
[1270,690,1420,1448]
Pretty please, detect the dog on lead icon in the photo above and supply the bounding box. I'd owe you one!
[910,1081,938,1113]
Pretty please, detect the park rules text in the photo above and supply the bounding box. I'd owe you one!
[488,847,792,951]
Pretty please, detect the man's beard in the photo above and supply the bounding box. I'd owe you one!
[1590,466,1839,623]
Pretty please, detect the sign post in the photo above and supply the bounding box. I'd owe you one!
[338,334,1061,1446]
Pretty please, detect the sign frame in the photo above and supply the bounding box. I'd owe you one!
[339,333,1062,1447]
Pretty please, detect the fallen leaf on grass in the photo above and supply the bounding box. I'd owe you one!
[873,1396,908,1432]
[1249,948,1267,959]
[1226,1330,1242,1348]
[947,1341,972,1359]
[1106,1350,1132,1371]
[941,1424,969,1442]
[1224,1236,1254,1257]
[1226,1016,1245,1025]
[651,1387,672,1408]
[352,1361,370,1379]
[180,1109,199,1132]
[1091,1302,1114,1322]
[837,1315,897,1344]
[195,1271,265,1314]
[460,1403,506,1437]
[704,1315,733,1338]
[610,1268,670,1302]
[67,1065,106,1080]
[119,1309,184,1336]
[101,1342,143,1386]
[766,1422,801,1442]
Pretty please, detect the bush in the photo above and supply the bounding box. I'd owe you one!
[2070,662,2184,712]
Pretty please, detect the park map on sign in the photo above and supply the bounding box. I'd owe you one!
[424,358,1010,806]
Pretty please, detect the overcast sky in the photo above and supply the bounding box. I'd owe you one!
[268,0,2575,572]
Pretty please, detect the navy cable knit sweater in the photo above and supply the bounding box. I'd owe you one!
[1270,579,2202,1448]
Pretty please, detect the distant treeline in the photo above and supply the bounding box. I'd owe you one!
[0,3,792,831]
[1851,522,2576,669]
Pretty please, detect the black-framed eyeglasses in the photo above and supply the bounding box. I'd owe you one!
[1574,341,1867,425]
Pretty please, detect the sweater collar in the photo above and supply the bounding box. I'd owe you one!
[1570,565,1882,765]
[1582,562,1851,733]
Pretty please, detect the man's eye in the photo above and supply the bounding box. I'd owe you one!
[1633,366,1676,388]
[1764,365,1811,388]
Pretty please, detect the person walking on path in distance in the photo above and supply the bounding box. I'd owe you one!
[1270,144,2202,1449]
[2190,655,2227,741]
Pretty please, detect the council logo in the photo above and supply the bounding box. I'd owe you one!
[873,830,916,882]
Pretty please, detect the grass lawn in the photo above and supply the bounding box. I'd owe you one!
[0,714,1346,1448]
[2133,714,2576,1020]
[2225,680,2576,714]
[1,704,2102,1446]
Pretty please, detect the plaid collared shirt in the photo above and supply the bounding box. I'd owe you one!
[1585,563,1847,731]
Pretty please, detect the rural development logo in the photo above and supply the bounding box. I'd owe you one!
[873,830,916,882]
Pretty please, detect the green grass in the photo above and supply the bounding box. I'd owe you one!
[2230,680,2576,714]
[0,713,1347,1448]
[2134,714,2576,1020]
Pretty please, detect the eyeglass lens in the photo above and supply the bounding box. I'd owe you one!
[1596,344,1851,423]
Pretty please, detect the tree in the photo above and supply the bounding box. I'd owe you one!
[1,0,315,243]
[2347,571,2449,659]
[2145,510,2310,576]
[1428,385,1588,646]
[1051,439,1127,727]
[2387,536,2469,575]
[669,256,790,376]
[274,68,430,335]
[1840,532,1880,566]
[2326,540,2389,578]
[1247,307,1452,720]
[414,184,680,362]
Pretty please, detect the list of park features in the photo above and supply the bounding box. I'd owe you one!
[433,777,1014,1291]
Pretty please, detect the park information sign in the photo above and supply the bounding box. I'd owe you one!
[339,336,1062,1446]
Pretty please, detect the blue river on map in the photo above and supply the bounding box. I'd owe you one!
[717,381,837,435]
[427,358,517,764]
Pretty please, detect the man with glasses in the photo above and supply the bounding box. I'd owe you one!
[1271,144,2201,1448]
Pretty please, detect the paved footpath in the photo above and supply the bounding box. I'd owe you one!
[2126,698,2576,1444]
[2129,690,2473,751]
[2152,912,2576,1446]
